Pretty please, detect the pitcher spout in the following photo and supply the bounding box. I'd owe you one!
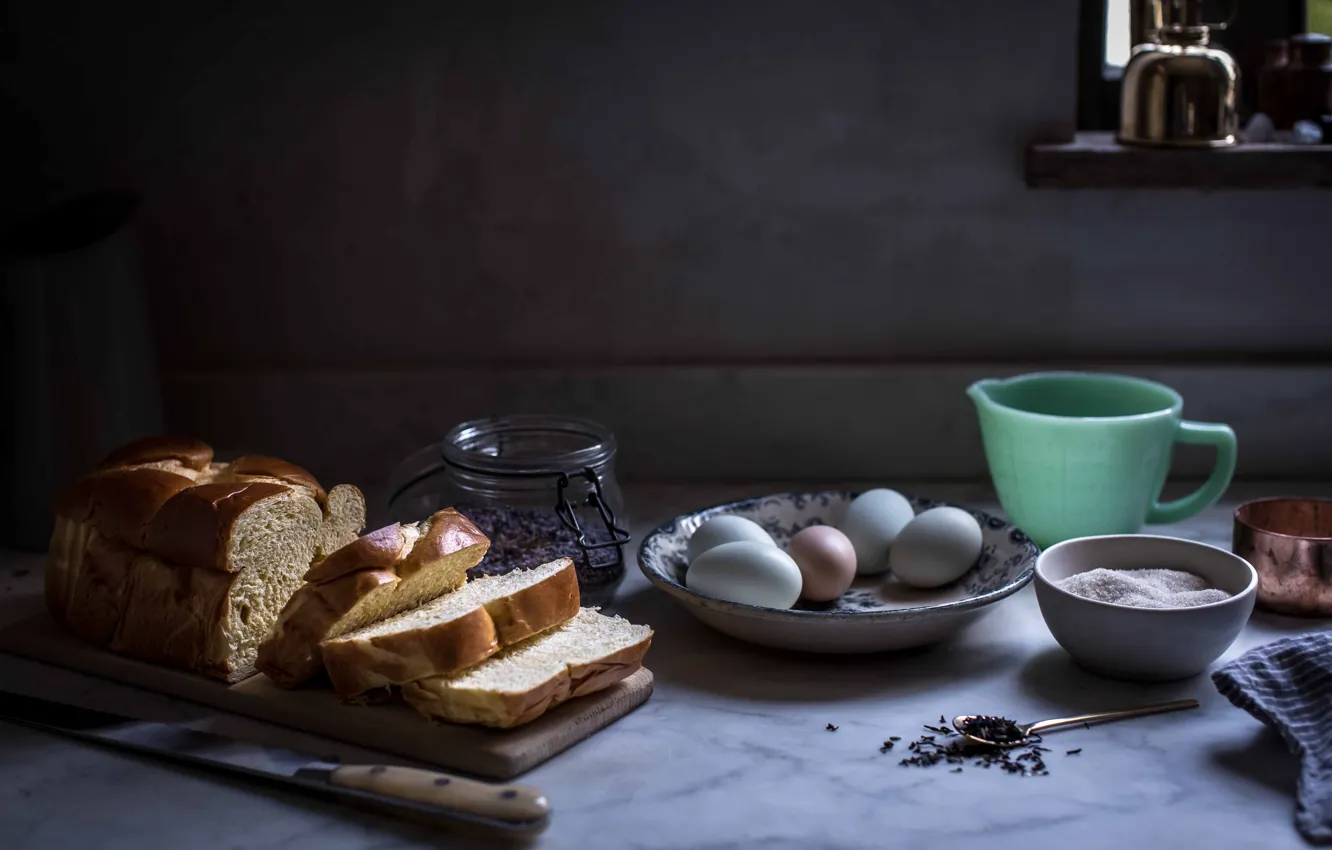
[966,378,1001,408]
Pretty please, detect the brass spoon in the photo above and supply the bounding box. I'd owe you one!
[953,698,1200,748]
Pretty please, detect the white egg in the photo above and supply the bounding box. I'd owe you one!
[687,515,775,563]
[837,488,915,576]
[686,541,803,609]
[887,506,983,589]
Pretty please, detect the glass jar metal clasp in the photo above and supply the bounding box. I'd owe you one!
[555,467,631,553]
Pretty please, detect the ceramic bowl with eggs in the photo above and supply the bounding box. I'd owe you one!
[1034,535,1257,682]
[637,490,1039,653]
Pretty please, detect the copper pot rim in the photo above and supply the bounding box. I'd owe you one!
[1233,496,1332,541]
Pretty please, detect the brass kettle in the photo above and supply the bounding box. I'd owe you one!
[1119,0,1240,147]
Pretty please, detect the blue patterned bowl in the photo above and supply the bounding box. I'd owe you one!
[637,490,1039,653]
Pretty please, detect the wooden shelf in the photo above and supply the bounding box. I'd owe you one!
[1026,131,1332,189]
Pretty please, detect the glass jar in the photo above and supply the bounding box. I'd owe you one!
[385,415,629,607]
[1284,34,1332,129]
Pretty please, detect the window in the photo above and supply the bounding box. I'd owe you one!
[1078,0,1313,130]
[1105,0,1133,71]
[1313,0,1332,34]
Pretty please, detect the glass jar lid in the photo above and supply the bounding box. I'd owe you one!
[441,415,617,477]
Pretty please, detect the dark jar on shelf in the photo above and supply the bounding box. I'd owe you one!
[385,415,630,607]
[1280,34,1332,129]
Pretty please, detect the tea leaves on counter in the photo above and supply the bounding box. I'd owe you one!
[891,715,1062,777]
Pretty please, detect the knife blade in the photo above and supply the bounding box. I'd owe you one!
[0,689,550,836]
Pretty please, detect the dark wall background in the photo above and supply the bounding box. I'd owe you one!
[5,1,1331,494]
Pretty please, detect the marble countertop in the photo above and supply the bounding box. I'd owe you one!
[2,481,1330,850]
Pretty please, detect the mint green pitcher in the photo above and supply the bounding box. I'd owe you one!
[967,372,1237,549]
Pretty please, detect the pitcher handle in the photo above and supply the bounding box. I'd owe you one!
[1146,421,1237,525]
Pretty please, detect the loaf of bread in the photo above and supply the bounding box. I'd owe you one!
[47,437,366,681]
[401,608,652,728]
[318,558,580,696]
[256,510,491,688]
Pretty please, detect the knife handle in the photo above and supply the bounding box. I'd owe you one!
[328,764,549,828]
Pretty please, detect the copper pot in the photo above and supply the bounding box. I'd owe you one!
[1232,498,1332,617]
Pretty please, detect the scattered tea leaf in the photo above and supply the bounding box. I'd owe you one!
[888,713,1070,777]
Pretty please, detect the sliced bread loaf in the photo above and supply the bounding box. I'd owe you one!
[47,437,368,680]
[256,509,490,688]
[319,558,580,696]
[402,608,652,728]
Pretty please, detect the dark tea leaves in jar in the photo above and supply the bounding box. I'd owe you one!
[459,504,623,607]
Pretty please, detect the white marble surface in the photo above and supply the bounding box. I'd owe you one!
[2,482,1330,850]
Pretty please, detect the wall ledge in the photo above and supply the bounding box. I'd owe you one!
[1026,131,1332,189]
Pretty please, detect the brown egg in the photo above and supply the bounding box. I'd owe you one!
[789,525,857,602]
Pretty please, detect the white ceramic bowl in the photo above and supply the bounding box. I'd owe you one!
[1034,535,1257,682]
[638,491,1038,653]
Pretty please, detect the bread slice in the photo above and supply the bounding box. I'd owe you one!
[402,608,652,728]
[254,569,399,687]
[146,482,323,574]
[319,558,580,696]
[317,484,367,559]
[256,509,490,688]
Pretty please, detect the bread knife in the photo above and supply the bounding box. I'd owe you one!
[0,689,550,836]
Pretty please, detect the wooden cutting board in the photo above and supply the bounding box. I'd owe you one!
[0,613,652,779]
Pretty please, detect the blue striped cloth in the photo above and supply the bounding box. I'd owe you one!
[1213,633,1332,845]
